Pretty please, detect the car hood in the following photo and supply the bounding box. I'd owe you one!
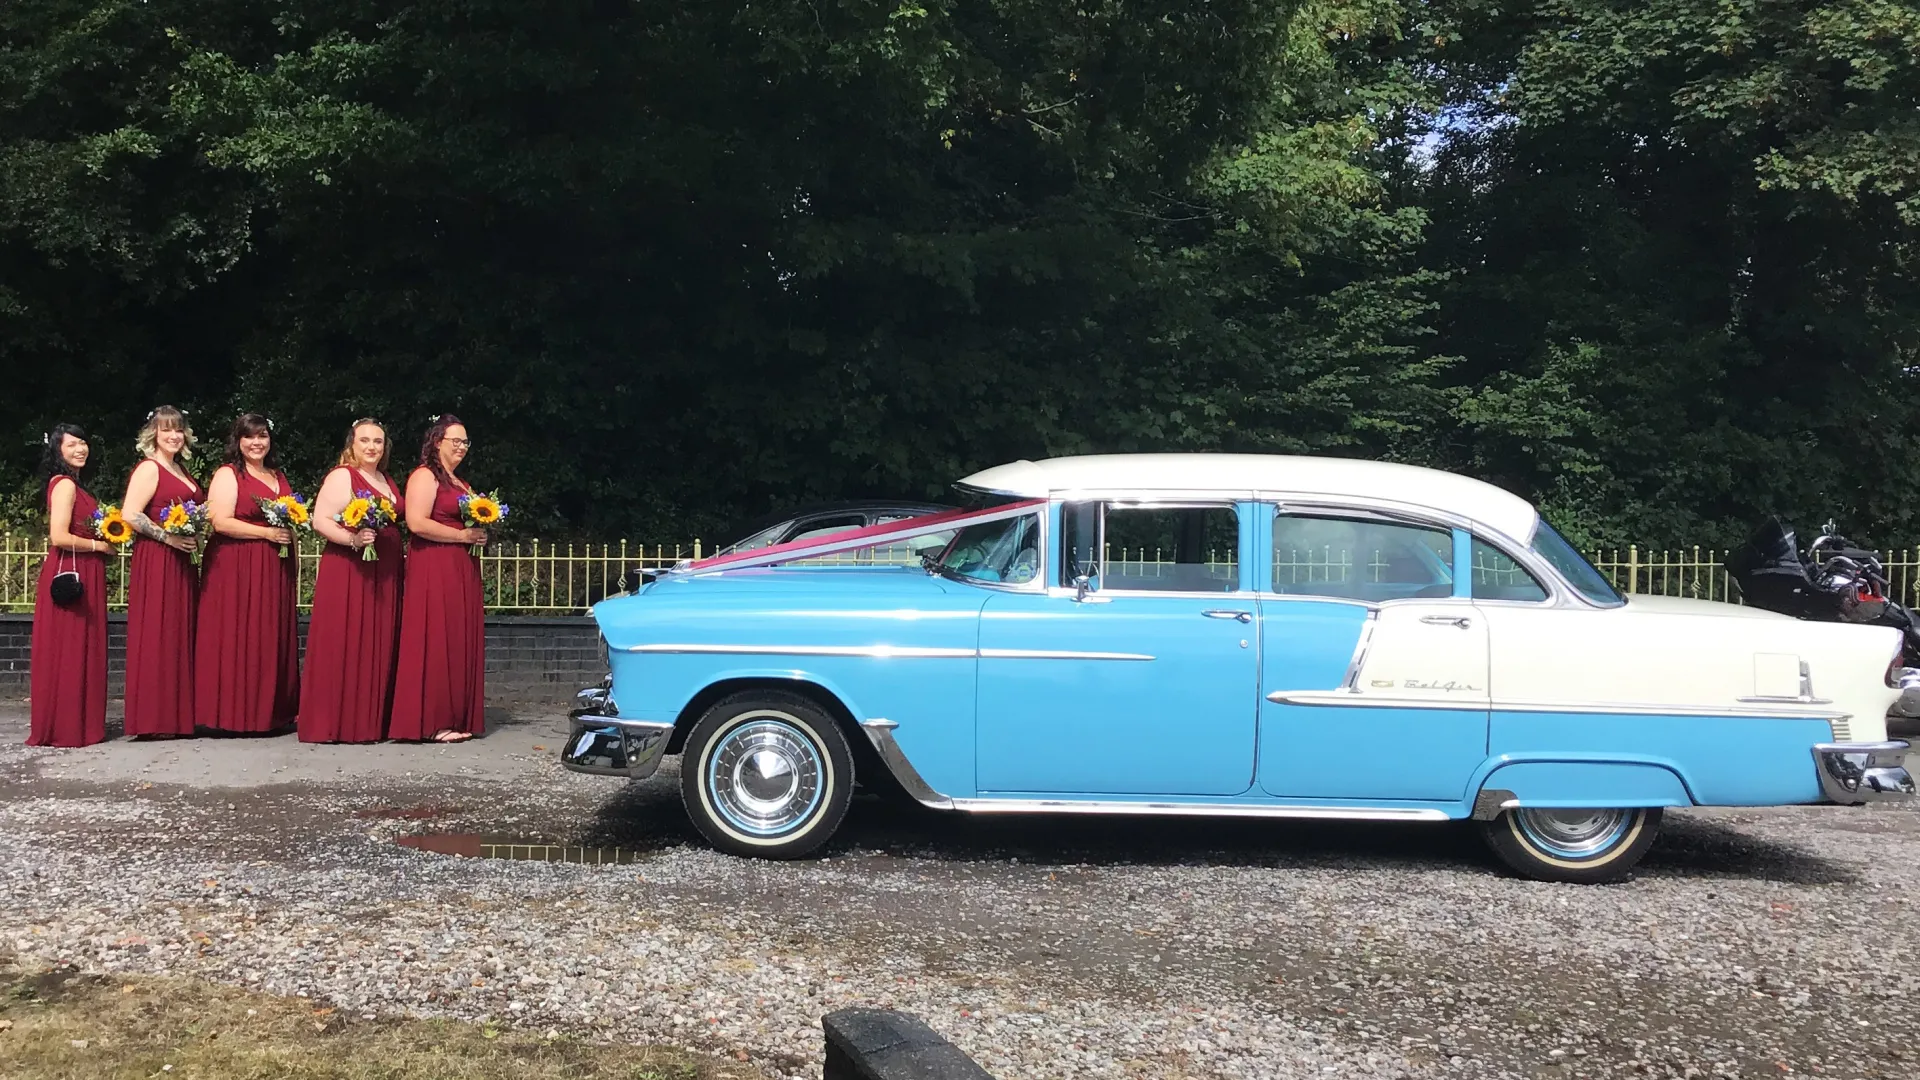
[1623,594,1793,620]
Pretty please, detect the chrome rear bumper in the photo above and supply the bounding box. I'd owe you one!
[1813,741,1915,804]
[559,682,673,780]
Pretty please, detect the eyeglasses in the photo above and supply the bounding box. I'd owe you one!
[444,438,472,449]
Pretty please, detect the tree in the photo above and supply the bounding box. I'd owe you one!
[2,0,1446,538]
[1416,0,1920,546]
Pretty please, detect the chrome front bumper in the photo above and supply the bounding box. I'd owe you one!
[559,682,673,780]
[1813,741,1916,804]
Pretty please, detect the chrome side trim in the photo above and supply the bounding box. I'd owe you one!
[1268,691,1485,711]
[979,648,1155,662]
[1340,612,1378,691]
[626,643,976,659]
[856,718,955,810]
[1812,741,1915,804]
[1268,690,1851,721]
[624,643,1153,661]
[846,719,1454,821]
[951,799,1448,822]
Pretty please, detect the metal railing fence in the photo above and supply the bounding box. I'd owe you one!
[5,534,1920,616]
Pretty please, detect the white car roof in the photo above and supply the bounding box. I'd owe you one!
[956,453,1541,542]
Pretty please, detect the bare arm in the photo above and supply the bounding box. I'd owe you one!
[46,478,102,553]
[311,468,375,550]
[209,467,290,543]
[404,469,483,544]
[121,460,193,550]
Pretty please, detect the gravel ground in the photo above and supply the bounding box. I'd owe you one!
[3,705,1918,1079]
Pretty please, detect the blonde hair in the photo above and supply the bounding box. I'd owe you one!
[335,418,390,473]
[134,406,196,460]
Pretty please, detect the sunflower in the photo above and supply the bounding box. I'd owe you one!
[341,499,369,529]
[162,503,191,531]
[465,496,501,525]
[100,511,134,546]
[278,497,310,526]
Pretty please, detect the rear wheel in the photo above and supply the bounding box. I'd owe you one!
[680,692,853,859]
[1480,806,1661,884]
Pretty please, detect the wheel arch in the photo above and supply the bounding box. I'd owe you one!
[1469,757,1697,820]
[669,675,865,754]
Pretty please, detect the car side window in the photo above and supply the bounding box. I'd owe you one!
[1471,536,1549,602]
[1101,505,1241,593]
[787,515,867,544]
[1272,512,1453,602]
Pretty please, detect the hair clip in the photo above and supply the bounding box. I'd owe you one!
[145,409,156,421]
[41,433,50,446]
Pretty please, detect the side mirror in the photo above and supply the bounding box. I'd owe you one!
[1073,573,1096,602]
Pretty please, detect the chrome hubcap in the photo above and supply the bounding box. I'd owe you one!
[707,716,824,837]
[1514,808,1633,859]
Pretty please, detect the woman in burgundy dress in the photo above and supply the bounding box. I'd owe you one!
[194,413,300,734]
[298,419,405,743]
[121,406,204,739]
[27,423,110,748]
[390,414,488,743]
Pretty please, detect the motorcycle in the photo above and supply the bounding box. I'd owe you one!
[1726,518,1920,713]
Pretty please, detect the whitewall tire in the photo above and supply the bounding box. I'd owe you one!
[680,691,854,859]
[1480,806,1662,884]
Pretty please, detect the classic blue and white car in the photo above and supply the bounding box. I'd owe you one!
[563,454,1916,882]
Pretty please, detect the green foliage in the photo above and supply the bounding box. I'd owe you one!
[1415,0,1920,546]
[2,0,1915,549]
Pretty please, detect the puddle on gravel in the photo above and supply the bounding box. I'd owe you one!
[395,833,646,865]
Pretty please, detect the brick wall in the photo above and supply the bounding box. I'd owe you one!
[0,613,603,712]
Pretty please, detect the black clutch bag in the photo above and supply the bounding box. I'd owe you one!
[49,548,82,605]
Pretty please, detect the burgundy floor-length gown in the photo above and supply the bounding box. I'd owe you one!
[298,467,404,743]
[27,476,108,747]
[123,463,203,738]
[194,465,300,734]
[389,470,485,740]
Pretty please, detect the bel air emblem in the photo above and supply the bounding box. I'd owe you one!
[1401,678,1482,693]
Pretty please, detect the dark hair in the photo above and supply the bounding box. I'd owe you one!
[223,412,281,476]
[336,417,390,474]
[41,423,90,485]
[418,413,466,489]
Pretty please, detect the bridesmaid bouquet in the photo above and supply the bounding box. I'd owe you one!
[257,493,311,558]
[336,489,399,562]
[160,499,211,565]
[91,504,134,551]
[458,489,508,556]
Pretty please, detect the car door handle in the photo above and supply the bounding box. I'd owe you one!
[1420,615,1472,629]
[1202,609,1253,623]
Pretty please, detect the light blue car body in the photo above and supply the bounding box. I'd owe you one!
[579,490,1887,823]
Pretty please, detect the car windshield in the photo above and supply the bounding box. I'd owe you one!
[932,513,1042,586]
[1529,520,1624,606]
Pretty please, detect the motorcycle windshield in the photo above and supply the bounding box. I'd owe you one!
[1743,518,1800,564]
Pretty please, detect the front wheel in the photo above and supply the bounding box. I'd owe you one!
[680,692,854,859]
[1480,806,1662,884]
